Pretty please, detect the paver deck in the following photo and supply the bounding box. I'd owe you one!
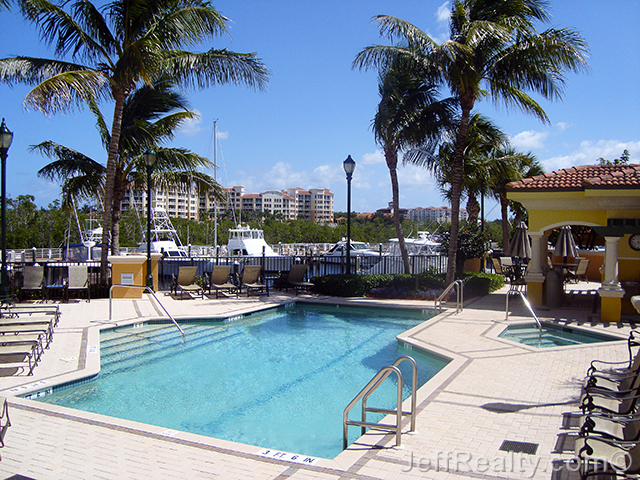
[0,284,635,479]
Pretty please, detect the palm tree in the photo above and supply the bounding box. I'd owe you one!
[487,148,543,250]
[34,79,227,252]
[371,63,455,273]
[354,0,588,283]
[427,113,507,224]
[0,0,269,282]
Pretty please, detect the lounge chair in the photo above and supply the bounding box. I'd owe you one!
[581,376,640,416]
[575,435,640,478]
[19,266,44,302]
[580,412,640,443]
[0,343,40,375]
[0,397,10,448]
[67,265,90,302]
[491,258,505,277]
[171,266,203,299]
[207,265,238,299]
[44,266,68,302]
[240,265,268,296]
[587,331,640,375]
[567,257,590,283]
[285,264,314,295]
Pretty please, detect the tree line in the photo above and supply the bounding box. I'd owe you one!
[4,196,507,251]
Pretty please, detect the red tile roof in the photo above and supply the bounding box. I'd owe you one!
[507,164,640,191]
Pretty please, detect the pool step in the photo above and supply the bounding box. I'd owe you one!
[503,330,582,347]
[101,323,202,352]
[101,324,239,373]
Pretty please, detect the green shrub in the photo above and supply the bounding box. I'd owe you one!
[416,267,447,290]
[311,271,503,298]
[461,271,504,297]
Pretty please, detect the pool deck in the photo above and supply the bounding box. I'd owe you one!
[0,283,636,479]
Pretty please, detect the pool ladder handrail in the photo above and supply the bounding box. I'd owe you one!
[435,280,464,314]
[343,356,417,450]
[505,289,542,339]
[108,284,185,343]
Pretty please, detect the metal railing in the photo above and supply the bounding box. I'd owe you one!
[505,289,542,339]
[343,356,417,450]
[155,254,448,291]
[435,280,464,314]
[108,284,185,343]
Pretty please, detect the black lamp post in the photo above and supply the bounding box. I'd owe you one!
[343,155,356,275]
[0,120,13,299]
[144,149,157,290]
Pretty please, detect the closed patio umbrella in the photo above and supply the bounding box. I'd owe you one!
[555,226,578,263]
[505,222,532,260]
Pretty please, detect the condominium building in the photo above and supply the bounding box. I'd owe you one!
[122,184,201,220]
[407,206,468,223]
[123,184,335,223]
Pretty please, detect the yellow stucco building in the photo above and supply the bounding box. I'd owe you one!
[507,164,640,322]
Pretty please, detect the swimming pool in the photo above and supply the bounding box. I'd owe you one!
[499,323,621,348]
[33,303,447,459]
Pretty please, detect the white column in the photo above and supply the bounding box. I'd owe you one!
[602,236,622,288]
[524,232,546,284]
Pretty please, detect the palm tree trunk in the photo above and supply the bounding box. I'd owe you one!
[500,193,510,252]
[100,87,127,284]
[385,148,411,274]
[111,183,126,254]
[447,101,473,284]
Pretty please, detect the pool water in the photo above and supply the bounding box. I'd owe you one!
[34,303,447,459]
[499,323,621,348]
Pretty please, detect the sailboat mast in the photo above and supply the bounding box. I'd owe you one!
[213,119,218,248]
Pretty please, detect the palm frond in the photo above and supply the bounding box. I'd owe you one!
[165,49,270,91]
[24,68,109,113]
[147,3,230,49]
[33,141,104,180]
[18,0,112,63]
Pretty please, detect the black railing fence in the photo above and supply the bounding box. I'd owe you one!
[156,254,447,291]
[6,254,447,296]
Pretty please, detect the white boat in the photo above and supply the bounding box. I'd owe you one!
[386,231,441,256]
[136,207,188,257]
[227,225,277,257]
[322,239,381,259]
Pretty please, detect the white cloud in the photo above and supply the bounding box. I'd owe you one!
[216,130,229,141]
[436,2,450,23]
[360,150,384,165]
[555,122,570,132]
[510,130,549,150]
[179,109,203,136]
[542,140,640,172]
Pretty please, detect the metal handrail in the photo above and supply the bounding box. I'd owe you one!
[505,289,542,339]
[108,284,185,343]
[435,280,464,314]
[343,356,417,450]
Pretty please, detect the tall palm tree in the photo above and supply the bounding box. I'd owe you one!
[371,63,455,273]
[34,79,227,252]
[426,113,507,225]
[0,0,269,282]
[354,0,588,283]
[487,148,543,250]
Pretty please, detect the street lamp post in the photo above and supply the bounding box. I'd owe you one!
[0,120,13,299]
[144,149,157,290]
[343,155,356,275]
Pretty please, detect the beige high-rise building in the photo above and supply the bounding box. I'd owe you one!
[124,184,334,223]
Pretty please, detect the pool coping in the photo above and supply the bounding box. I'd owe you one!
[2,298,466,472]
[484,318,628,353]
[1,290,635,478]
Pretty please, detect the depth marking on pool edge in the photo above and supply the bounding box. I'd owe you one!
[256,448,319,465]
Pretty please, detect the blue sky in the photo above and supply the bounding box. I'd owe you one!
[0,0,639,221]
